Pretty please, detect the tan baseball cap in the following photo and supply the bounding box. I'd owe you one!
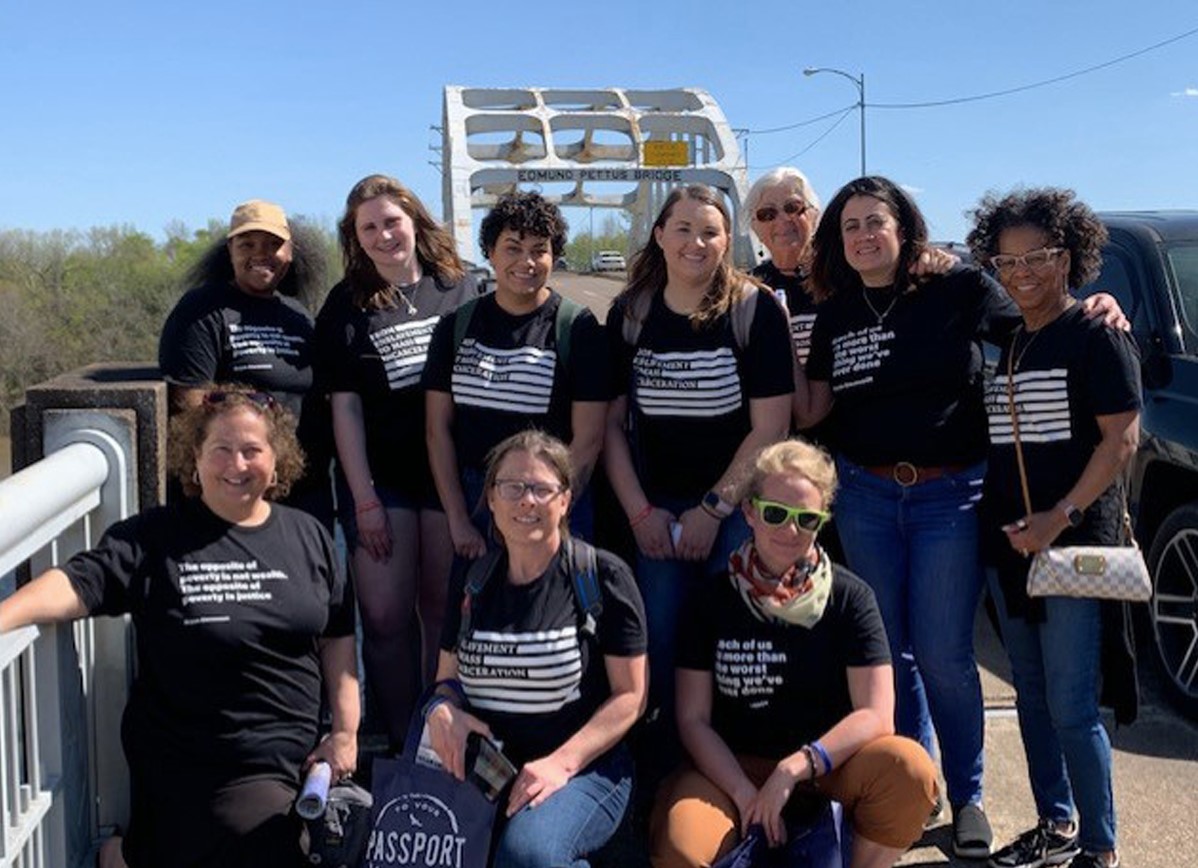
[227,199,291,242]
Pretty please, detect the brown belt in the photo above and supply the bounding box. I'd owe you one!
[861,461,970,487]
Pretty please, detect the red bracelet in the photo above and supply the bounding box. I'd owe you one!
[355,500,383,515]
[629,504,654,528]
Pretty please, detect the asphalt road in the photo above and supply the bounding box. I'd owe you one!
[552,269,1198,867]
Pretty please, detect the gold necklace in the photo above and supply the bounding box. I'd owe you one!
[862,287,899,325]
[391,282,418,315]
[1012,326,1041,372]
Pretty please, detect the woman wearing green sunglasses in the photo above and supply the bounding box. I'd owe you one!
[652,439,937,868]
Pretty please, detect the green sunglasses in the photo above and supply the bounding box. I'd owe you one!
[751,497,830,533]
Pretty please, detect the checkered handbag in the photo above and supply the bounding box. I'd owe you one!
[1006,335,1151,602]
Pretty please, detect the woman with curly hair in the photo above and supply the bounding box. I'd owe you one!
[967,188,1139,868]
[604,185,793,780]
[314,174,480,743]
[423,191,610,554]
[0,388,358,868]
[159,199,335,526]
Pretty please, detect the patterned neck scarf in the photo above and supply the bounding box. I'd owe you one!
[728,538,833,628]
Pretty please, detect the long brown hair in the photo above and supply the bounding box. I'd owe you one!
[617,185,761,331]
[338,174,465,311]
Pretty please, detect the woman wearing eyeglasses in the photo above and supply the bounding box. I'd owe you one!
[967,189,1139,868]
[425,431,647,868]
[0,388,358,868]
[652,439,937,868]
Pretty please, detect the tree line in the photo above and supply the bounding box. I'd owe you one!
[0,219,340,432]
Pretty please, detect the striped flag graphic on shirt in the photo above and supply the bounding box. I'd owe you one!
[457,626,583,714]
[791,313,817,366]
[451,339,556,414]
[988,368,1072,444]
[370,316,440,391]
[633,347,743,417]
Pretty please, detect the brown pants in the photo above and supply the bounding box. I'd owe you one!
[650,735,937,868]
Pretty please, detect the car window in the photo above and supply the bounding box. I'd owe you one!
[1166,244,1198,354]
[1080,245,1144,333]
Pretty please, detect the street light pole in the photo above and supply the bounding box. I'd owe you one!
[802,67,866,177]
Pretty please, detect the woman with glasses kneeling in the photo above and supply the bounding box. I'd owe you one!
[0,388,358,868]
[425,431,648,868]
[652,439,937,868]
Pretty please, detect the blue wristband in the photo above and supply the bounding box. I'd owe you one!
[433,678,466,703]
[423,695,451,721]
[810,740,833,774]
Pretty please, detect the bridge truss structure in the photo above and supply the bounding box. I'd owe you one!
[441,85,752,266]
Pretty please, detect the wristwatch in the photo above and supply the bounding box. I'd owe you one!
[701,490,735,519]
[1061,502,1084,528]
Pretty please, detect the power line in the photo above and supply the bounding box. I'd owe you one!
[871,24,1198,109]
[746,103,857,135]
[771,107,856,166]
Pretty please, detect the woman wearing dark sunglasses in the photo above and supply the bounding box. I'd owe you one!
[653,439,937,868]
[425,431,647,867]
[0,388,358,868]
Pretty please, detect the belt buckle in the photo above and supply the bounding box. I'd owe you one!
[893,462,919,487]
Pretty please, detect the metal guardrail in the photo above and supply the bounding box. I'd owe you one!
[0,428,133,868]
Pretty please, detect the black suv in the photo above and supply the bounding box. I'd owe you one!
[1076,211,1198,717]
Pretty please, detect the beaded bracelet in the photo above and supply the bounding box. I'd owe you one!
[629,504,654,528]
[810,740,833,775]
[799,744,819,783]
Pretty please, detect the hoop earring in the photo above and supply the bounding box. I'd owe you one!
[192,470,200,486]
[269,470,279,488]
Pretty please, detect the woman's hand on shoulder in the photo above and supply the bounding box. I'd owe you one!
[745,758,803,847]
[909,246,958,279]
[675,505,720,562]
[427,703,491,781]
[447,514,487,560]
[1080,293,1130,331]
[632,507,676,560]
[505,753,574,817]
[306,729,358,782]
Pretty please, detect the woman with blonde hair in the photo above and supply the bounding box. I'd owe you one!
[314,173,479,743]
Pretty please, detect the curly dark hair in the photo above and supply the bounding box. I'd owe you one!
[810,176,929,302]
[183,219,330,313]
[338,174,466,311]
[617,184,763,331]
[479,192,569,258]
[168,385,305,500]
[967,187,1107,289]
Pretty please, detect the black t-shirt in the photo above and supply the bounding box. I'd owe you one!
[62,499,352,783]
[314,275,478,497]
[806,266,1018,465]
[984,305,1142,544]
[158,281,333,494]
[676,565,890,759]
[422,291,611,472]
[439,547,646,766]
[607,289,795,502]
[752,260,820,368]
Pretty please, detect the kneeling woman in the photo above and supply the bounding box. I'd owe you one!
[426,431,648,867]
[653,440,937,868]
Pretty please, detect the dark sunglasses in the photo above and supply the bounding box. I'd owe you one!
[754,200,809,223]
[202,390,276,410]
[751,497,830,532]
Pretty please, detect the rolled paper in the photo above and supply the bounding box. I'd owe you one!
[296,761,332,820]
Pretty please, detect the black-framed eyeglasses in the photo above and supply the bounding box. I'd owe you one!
[493,479,566,503]
[989,247,1063,274]
[751,497,830,532]
[755,200,809,223]
[202,390,276,410]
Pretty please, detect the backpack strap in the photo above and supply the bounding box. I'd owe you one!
[456,547,503,648]
[451,295,483,360]
[620,291,653,347]
[565,538,602,638]
[554,296,586,371]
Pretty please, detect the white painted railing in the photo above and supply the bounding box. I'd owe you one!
[0,423,135,868]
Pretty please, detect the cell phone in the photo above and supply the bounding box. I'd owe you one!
[465,732,518,801]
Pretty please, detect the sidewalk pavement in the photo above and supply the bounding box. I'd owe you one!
[901,611,1198,868]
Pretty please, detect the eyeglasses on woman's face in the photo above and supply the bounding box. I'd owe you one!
[989,247,1064,275]
[751,497,830,533]
[493,479,566,504]
[755,199,809,223]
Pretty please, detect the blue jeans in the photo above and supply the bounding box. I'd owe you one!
[833,456,985,808]
[492,745,632,868]
[988,572,1116,851]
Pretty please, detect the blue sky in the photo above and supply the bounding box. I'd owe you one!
[2,1,1195,247]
